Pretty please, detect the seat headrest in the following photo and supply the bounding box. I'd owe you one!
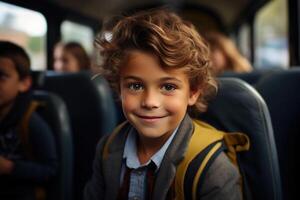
[31,90,73,200]
[256,69,300,199]
[43,71,117,200]
[30,71,46,89]
[197,78,282,200]
[220,68,282,85]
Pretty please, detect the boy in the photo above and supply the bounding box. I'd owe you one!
[85,9,242,200]
[0,41,57,199]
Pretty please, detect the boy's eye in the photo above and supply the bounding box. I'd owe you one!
[128,83,144,91]
[161,84,177,92]
[0,72,8,80]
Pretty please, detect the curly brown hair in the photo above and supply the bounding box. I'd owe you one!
[95,8,217,113]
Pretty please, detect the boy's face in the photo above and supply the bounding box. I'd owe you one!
[120,51,200,141]
[0,57,31,111]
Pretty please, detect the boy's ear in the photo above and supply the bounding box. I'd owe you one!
[18,76,32,93]
[188,88,201,106]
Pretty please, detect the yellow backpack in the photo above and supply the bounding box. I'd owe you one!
[17,100,42,156]
[174,119,249,200]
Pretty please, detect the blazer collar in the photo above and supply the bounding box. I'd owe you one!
[152,114,194,200]
[102,124,128,200]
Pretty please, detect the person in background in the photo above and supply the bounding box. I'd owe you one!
[204,31,252,75]
[53,42,91,72]
[0,41,57,200]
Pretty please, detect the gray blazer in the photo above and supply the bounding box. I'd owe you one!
[84,115,242,200]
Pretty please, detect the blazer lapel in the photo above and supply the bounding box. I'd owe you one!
[103,126,129,200]
[152,115,194,200]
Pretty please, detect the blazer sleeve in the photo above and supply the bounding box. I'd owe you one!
[198,152,242,200]
[84,134,110,200]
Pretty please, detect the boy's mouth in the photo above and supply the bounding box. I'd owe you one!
[135,114,166,122]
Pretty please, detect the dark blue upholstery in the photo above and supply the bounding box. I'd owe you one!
[32,90,73,200]
[30,71,46,89]
[43,72,118,200]
[91,74,126,124]
[197,78,282,200]
[220,69,282,85]
[256,69,300,200]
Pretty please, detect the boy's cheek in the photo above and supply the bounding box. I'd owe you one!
[121,93,137,112]
[164,96,188,110]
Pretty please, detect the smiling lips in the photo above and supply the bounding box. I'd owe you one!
[136,114,166,122]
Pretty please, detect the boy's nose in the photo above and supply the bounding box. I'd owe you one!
[141,90,160,109]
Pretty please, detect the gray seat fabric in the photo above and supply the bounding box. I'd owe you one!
[256,69,300,200]
[43,72,118,200]
[32,90,73,200]
[196,78,282,200]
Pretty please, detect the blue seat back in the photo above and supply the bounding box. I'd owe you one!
[32,90,73,200]
[220,69,282,85]
[43,72,118,200]
[31,71,46,89]
[256,69,300,200]
[197,78,282,200]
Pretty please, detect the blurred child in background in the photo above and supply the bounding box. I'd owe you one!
[205,31,252,75]
[0,41,57,200]
[53,42,91,72]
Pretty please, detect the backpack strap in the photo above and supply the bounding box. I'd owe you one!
[175,120,224,200]
[102,121,129,160]
[223,133,250,166]
[17,100,47,200]
[223,132,250,199]
[17,100,44,159]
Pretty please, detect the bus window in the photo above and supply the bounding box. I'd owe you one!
[0,1,47,71]
[61,20,94,55]
[254,0,288,69]
[238,24,251,62]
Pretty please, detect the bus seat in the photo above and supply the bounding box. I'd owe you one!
[196,78,282,200]
[91,74,126,124]
[91,73,125,124]
[32,90,73,200]
[220,68,282,85]
[43,72,118,200]
[256,69,300,200]
[30,70,46,89]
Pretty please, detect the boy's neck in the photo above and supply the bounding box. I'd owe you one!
[136,131,173,165]
[0,103,14,122]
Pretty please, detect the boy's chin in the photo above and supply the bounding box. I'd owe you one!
[134,125,174,140]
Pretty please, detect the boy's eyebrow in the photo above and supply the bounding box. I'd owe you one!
[123,76,183,84]
[159,77,183,83]
[123,76,143,81]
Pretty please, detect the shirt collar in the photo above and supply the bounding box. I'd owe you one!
[123,126,179,170]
